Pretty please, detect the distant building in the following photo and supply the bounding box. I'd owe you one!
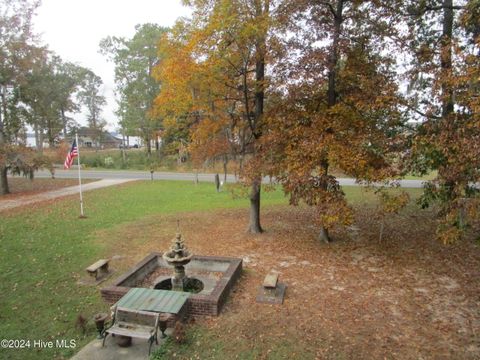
[76,127,122,149]
[25,133,51,149]
[25,129,145,149]
[110,132,143,148]
[26,133,37,148]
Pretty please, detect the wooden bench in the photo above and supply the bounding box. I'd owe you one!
[103,307,160,355]
[86,259,109,280]
[263,273,278,295]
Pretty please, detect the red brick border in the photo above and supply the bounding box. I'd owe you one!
[101,253,242,317]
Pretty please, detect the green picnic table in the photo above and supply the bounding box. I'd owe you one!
[104,288,189,352]
[115,287,190,315]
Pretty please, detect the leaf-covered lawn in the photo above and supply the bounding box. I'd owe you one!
[146,205,480,360]
[1,181,478,359]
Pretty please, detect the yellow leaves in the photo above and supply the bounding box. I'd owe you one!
[189,117,230,167]
[152,32,204,119]
[465,198,480,222]
[163,117,178,130]
[436,222,462,245]
[317,201,354,229]
[378,190,410,215]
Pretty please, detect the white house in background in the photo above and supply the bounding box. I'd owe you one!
[75,127,122,149]
[25,133,51,149]
[110,132,143,148]
[26,133,36,148]
[25,131,149,149]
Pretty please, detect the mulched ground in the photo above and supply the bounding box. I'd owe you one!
[97,205,480,359]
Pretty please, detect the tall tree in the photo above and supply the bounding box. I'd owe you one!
[20,52,77,150]
[403,0,478,243]
[265,0,405,242]
[77,69,106,148]
[154,0,274,233]
[54,59,85,137]
[0,0,41,194]
[100,24,168,155]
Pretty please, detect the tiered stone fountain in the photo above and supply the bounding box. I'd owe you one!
[102,231,243,316]
[162,233,193,291]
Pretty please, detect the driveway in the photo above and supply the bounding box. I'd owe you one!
[0,179,136,212]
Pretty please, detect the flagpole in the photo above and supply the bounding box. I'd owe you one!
[76,132,85,217]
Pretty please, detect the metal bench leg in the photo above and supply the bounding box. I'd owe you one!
[102,333,108,347]
[148,337,154,355]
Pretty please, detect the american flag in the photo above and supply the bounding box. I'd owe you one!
[64,139,78,169]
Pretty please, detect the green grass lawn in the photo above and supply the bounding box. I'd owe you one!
[0,181,286,359]
[402,170,437,181]
[0,181,422,359]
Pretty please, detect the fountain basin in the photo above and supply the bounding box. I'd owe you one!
[101,252,242,317]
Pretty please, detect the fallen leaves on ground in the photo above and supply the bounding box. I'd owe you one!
[97,205,480,359]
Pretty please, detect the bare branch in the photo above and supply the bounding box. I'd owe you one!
[319,1,337,18]
[400,101,442,120]
[424,5,464,11]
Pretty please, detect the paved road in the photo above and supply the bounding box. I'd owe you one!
[36,169,239,183]
[35,169,426,188]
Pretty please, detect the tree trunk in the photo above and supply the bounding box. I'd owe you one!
[215,173,220,192]
[319,159,332,242]
[48,118,55,148]
[439,0,456,204]
[0,85,9,195]
[223,155,228,184]
[253,0,267,140]
[318,157,332,243]
[121,133,126,164]
[146,135,152,156]
[0,165,9,195]
[248,178,263,233]
[239,155,244,178]
[37,127,44,154]
[245,0,269,234]
[34,123,40,150]
[313,0,344,243]
[1,85,7,138]
[441,0,454,118]
[61,108,67,138]
[327,0,344,108]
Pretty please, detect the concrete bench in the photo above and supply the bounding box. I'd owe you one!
[263,273,278,288]
[103,307,160,355]
[263,273,278,295]
[257,272,286,304]
[86,259,110,280]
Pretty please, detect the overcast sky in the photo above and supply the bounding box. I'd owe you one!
[33,0,191,131]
